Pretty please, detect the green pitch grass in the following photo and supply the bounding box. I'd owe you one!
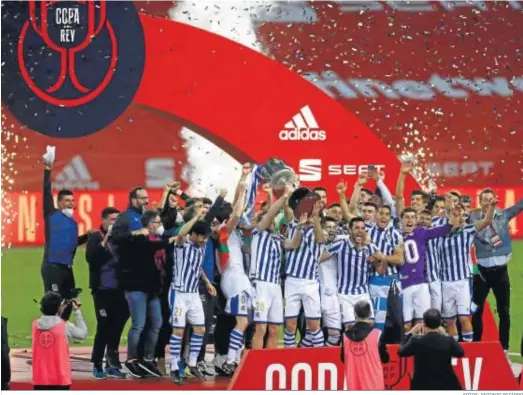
[2,244,522,363]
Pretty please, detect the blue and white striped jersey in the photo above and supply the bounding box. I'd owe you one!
[336,221,349,236]
[365,222,375,232]
[425,221,448,282]
[325,238,377,295]
[432,216,448,227]
[173,240,205,293]
[425,237,443,282]
[285,220,321,281]
[440,224,477,282]
[250,228,284,284]
[368,224,403,276]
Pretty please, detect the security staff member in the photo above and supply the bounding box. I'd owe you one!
[41,157,89,299]
[86,207,129,379]
[471,190,523,352]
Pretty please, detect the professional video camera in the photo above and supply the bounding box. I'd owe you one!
[60,288,82,322]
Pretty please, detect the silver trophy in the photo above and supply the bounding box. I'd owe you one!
[258,158,297,198]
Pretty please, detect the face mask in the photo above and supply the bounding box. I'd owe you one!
[176,212,184,224]
[108,224,113,233]
[156,225,165,236]
[62,208,73,218]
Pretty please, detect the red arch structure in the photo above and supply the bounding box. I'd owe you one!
[134,15,419,195]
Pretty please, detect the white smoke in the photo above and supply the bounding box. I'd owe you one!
[168,1,269,200]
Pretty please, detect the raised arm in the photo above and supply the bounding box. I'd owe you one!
[261,183,274,210]
[395,162,415,215]
[226,180,247,234]
[425,223,453,240]
[337,181,355,222]
[233,163,251,207]
[505,198,523,221]
[312,203,326,244]
[175,209,203,245]
[43,165,55,218]
[348,174,367,215]
[205,189,226,224]
[258,184,292,231]
[475,198,497,232]
[283,213,306,249]
[375,172,395,209]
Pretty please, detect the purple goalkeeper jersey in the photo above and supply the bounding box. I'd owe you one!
[400,224,453,288]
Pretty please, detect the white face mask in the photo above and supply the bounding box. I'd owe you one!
[156,225,165,236]
[62,208,73,218]
[108,224,113,233]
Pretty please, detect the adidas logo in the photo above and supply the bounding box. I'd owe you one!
[279,105,326,141]
[52,155,100,190]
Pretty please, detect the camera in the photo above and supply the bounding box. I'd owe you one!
[60,288,82,321]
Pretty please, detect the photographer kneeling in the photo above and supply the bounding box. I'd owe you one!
[32,291,87,390]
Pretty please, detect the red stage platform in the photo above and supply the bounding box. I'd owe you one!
[11,378,229,391]
[9,347,230,391]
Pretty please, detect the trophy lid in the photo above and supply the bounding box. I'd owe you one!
[288,187,312,211]
[289,187,320,218]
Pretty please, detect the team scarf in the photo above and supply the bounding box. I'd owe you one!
[217,225,251,274]
[239,164,263,226]
[369,275,395,331]
[217,226,230,273]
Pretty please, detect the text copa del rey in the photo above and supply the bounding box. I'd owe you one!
[55,7,80,43]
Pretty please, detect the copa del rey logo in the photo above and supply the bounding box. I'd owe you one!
[279,105,327,141]
[18,0,117,107]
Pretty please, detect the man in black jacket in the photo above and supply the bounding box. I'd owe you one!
[86,207,129,379]
[398,308,464,390]
[120,210,177,379]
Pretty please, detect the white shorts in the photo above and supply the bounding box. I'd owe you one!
[338,293,373,325]
[252,281,284,325]
[402,283,430,323]
[284,277,321,320]
[442,279,471,319]
[320,294,341,331]
[225,291,251,317]
[168,289,205,329]
[429,280,443,311]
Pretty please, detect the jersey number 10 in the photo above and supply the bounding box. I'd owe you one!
[404,239,420,264]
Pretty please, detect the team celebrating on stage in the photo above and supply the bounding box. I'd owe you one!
[37,146,522,387]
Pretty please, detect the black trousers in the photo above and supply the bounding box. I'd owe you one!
[34,385,70,390]
[472,265,511,350]
[41,263,75,298]
[91,289,129,366]
[155,290,172,359]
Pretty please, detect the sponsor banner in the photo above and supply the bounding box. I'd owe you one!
[256,1,523,187]
[3,186,522,247]
[230,341,518,390]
